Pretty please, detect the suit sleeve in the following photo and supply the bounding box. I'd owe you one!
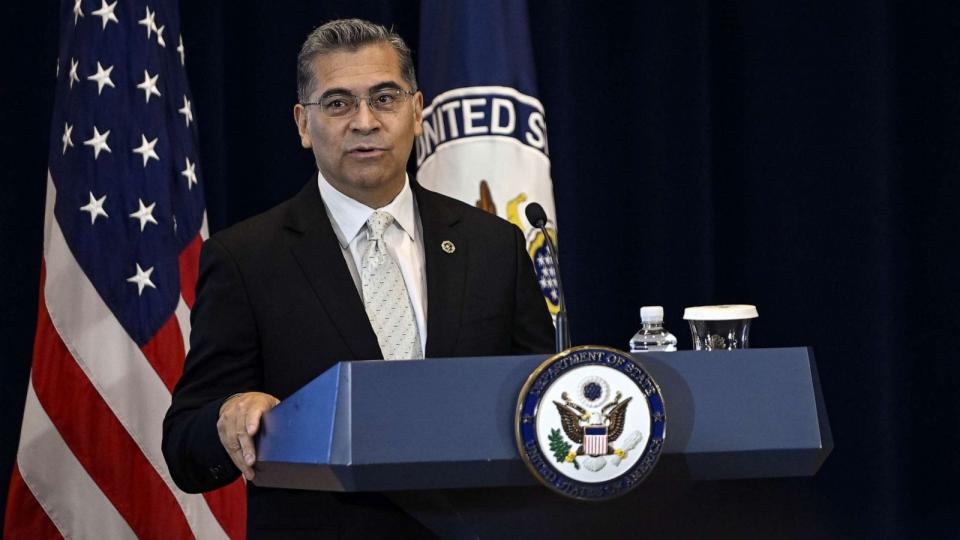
[162,237,263,493]
[510,226,556,354]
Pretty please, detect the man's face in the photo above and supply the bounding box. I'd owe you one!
[294,43,423,208]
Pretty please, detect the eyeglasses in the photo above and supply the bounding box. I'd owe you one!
[301,88,416,118]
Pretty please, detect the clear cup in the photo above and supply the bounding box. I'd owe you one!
[683,305,758,351]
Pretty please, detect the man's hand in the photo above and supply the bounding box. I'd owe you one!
[217,392,280,481]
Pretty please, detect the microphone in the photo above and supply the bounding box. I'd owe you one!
[525,203,571,352]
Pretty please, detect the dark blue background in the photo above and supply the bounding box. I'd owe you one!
[3,1,959,536]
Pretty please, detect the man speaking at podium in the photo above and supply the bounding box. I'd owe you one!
[162,19,553,538]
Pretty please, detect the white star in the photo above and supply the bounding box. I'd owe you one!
[136,70,161,103]
[177,35,185,65]
[79,192,108,224]
[126,263,157,296]
[68,58,79,88]
[73,0,83,24]
[55,58,59,78]
[178,95,193,126]
[155,24,166,47]
[83,126,111,158]
[62,123,74,154]
[181,157,198,189]
[91,0,119,29]
[87,62,115,94]
[129,198,158,231]
[132,134,159,167]
[138,6,155,39]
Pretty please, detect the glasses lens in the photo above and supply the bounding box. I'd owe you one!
[317,89,409,117]
[320,94,355,117]
[369,89,403,112]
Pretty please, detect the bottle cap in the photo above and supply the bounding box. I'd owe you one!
[640,306,664,323]
[683,304,758,321]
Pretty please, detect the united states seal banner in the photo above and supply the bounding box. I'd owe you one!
[417,0,560,316]
[4,1,244,538]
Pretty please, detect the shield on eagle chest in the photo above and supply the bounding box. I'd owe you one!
[584,426,608,456]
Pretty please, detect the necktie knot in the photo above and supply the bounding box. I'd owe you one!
[366,211,394,241]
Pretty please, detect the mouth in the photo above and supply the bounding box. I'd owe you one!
[346,145,387,157]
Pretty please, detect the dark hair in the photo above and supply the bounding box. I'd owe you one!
[296,18,417,102]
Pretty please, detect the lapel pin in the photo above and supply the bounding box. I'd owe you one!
[441,240,456,254]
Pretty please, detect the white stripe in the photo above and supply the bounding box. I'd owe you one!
[176,295,192,352]
[43,172,229,540]
[424,85,545,115]
[16,380,137,539]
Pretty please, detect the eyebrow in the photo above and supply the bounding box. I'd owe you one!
[319,81,404,99]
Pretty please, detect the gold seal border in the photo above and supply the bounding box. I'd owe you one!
[513,345,668,501]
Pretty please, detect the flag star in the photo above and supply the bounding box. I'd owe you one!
[181,157,198,189]
[73,0,83,24]
[68,58,79,88]
[155,24,166,47]
[132,134,159,167]
[178,95,193,126]
[138,6,155,38]
[83,126,111,158]
[177,35,185,65]
[87,62,115,94]
[55,58,59,78]
[80,192,109,224]
[91,0,119,29]
[62,123,74,154]
[136,70,161,103]
[129,198,158,231]
[126,263,157,295]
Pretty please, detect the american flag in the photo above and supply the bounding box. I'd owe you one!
[584,426,609,457]
[4,1,245,538]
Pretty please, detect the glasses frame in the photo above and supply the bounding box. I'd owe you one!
[300,88,417,118]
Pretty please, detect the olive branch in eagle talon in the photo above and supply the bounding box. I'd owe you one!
[548,429,579,469]
[553,391,632,457]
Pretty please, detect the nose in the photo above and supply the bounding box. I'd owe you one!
[349,98,381,133]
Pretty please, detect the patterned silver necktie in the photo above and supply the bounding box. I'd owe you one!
[360,211,423,360]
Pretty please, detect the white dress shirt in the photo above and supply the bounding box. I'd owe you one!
[316,172,428,350]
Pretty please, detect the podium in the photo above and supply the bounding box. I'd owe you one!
[255,347,831,536]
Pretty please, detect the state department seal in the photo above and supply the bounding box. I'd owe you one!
[515,346,666,500]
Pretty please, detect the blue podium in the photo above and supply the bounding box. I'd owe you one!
[254,347,831,536]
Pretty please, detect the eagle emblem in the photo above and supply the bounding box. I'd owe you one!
[554,390,632,458]
[516,346,666,499]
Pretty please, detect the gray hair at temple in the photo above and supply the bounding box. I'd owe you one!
[296,19,418,102]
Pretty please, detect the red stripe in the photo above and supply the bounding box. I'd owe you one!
[178,235,203,308]
[30,272,195,540]
[4,465,63,539]
[202,479,247,540]
[141,314,186,393]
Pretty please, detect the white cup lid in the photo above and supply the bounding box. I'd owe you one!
[683,304,758,320]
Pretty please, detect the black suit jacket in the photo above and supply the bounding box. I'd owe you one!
[162,179,554,538]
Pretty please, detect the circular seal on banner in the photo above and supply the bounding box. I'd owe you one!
[515,346,666,500]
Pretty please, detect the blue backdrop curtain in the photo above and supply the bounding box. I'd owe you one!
[3,1,958,536]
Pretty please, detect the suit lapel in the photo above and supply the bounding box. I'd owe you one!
[283,181,383,360]
[414,182,467,357]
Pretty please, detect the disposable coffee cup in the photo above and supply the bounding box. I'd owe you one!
[683,305,758,351]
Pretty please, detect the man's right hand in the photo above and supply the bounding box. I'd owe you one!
[217,392,280,481]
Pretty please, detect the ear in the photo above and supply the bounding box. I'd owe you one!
[293,104,312,148]
[412,91,424,137]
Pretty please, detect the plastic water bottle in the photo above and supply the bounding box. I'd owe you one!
[629,306,678,353]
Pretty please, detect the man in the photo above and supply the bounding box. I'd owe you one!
[162,19,554,538]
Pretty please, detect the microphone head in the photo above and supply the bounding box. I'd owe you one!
[525,202,548,228]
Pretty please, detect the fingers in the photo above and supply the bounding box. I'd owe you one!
[216,392,280,481]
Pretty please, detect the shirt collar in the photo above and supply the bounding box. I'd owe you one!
[316,171,417,248]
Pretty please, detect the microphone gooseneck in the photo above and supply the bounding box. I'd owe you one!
[524,203,570,352]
